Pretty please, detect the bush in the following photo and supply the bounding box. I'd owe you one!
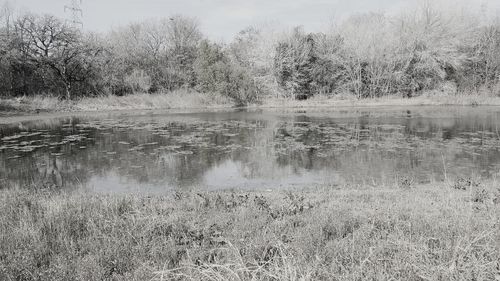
[194,40,259,105]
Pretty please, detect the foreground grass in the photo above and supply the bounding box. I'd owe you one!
[0,181,499,281]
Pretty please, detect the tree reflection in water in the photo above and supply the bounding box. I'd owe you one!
[1,108,500,192]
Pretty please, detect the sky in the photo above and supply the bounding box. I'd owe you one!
[9,0,500,41]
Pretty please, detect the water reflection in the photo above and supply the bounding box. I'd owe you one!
[1,107,500,192]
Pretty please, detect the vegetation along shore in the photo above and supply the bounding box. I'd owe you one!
[0,1,499,112]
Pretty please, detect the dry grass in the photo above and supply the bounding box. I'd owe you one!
[74,91,233,111]
[0,181,499,281]
[0,96,72,114]
[0,90,234,114]
[3,88,500,118]
[260,91,500,109]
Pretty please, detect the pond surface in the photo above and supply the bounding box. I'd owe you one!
[1,107,500,192]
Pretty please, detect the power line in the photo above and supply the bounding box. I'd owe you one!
[64,0,83,28]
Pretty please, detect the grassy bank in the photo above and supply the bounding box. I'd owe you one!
[2,91,500,117]
[0,90,234,115]
[1,181,499,280]
[261,91,500,109]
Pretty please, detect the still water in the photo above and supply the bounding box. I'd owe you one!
[1,107,500,192]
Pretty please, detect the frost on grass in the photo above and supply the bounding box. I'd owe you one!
[0,184,498,280]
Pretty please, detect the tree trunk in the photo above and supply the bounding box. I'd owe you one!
[65,82,71,100]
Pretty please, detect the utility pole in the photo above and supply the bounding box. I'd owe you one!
[480,1,488,24]
[65,0,83,29]
[1,1,12,36]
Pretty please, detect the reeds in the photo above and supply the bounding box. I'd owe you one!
[74,90,233,111]
[0,90,234,114]
[260,91,500,109]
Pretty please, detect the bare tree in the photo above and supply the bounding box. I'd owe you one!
[166,15,202,52]
[107,16,202,92]
[15,14,103,99]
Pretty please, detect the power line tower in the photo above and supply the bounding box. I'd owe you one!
[481,1,488,22]
[65,0,83,28]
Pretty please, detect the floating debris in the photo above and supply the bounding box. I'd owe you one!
[140,142,159,146]
[1,135,23,141]
[128,146,145,151]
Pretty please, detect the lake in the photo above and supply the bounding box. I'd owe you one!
[1,107,500,192]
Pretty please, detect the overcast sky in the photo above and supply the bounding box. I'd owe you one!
[10,0,500,41]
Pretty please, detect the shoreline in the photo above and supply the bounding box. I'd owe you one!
[2,93,500,124]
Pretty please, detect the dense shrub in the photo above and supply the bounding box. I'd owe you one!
[271,4,498,99]
[195,40,259,105]
[458,26,500,92]
[274,30,346,100]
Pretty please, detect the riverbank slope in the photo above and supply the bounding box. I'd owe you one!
[2,91,500,116]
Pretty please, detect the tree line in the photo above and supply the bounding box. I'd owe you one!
[0,1,499,103]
